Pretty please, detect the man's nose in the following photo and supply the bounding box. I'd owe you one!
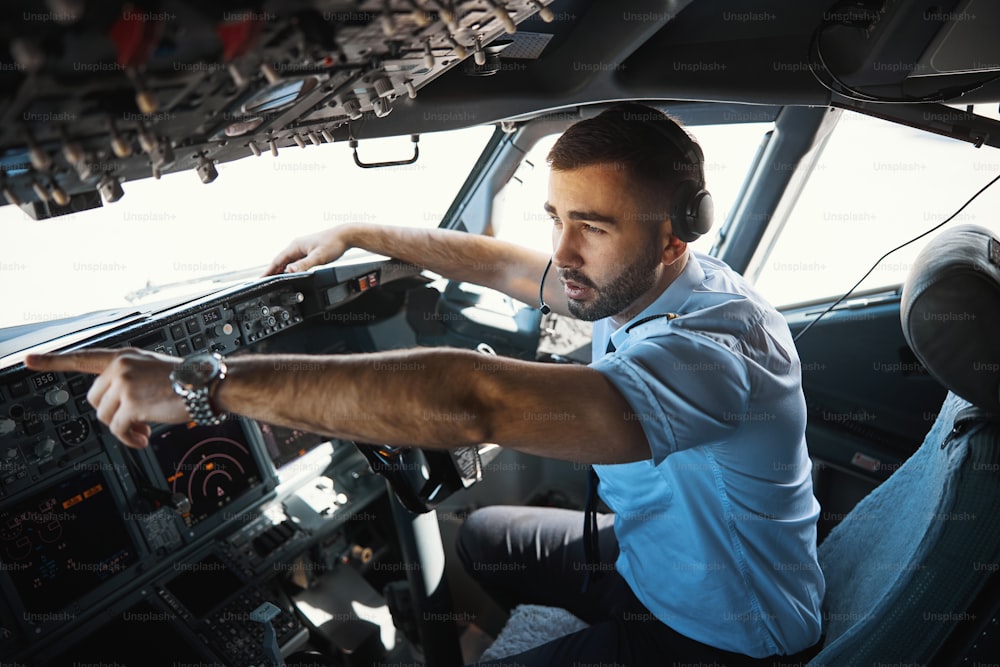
[552,226,582,269]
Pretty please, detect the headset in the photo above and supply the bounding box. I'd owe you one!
[639,112,715,244]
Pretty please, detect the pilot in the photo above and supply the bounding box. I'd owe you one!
[28,103,824,665]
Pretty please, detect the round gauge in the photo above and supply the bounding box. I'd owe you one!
[57,417,91,446]
[152,421,262,527]
[173,437,252,502]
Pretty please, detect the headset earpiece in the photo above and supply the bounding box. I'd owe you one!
[670,180,714,243]
[635,112,714,243]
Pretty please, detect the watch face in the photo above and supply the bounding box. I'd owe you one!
[171,352,220,390]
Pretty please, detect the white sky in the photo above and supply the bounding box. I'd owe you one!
[0,126,493,328]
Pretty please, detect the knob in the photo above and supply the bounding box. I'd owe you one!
[109,124,132,158]
[374,77,395,99]
[0,418,15,436]
[228,63,248,88]
[248,140,262,157]
[260,62,281,85]
[98,174,125,203]
[196,156,218,184]
[404,80,417,99]
[50,183,70,206]
[439,2,456,24]
[380,11,395,36]
[62,139,85,166]
[423,41,436,69]
[343,98,363,120]
[212,322,235,337]
[31,181,50,202]
[10,38,46,73]
[126,67,156,115]
[531,0,555,22]
[141,487,191,515]
[411,7,430,27]
[75,158,95,181]
[4,446,18,460]
[27,135,53,172]
[138,127,157,153]
[279,292,304,306]
[135,88,158,115]
[170,492,192,515]
[45,387,70,407]
[447,36,468,60]
[34,437,56,458]
[491,3,517,34]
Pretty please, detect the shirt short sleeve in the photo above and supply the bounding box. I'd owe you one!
[590,332,750,465]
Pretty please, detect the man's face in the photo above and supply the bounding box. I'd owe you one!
[546,163,677,323]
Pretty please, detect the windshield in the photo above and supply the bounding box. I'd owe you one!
[0,125,494,330]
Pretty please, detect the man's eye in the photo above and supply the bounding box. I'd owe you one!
[550,216,562,226]
[583,224,604,234]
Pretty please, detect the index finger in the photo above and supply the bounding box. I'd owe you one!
[262,247,303,277]
[25,349,119,375]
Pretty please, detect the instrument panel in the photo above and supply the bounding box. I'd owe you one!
[0,256,421,665]
[0,0,557,216]
[150,420,265,530]
[0,463,139,621]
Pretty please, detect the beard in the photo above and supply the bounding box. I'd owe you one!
[560,243,662,321]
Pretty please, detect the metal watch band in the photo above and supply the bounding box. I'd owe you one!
[172,352,229,426]
[182,385,227,426]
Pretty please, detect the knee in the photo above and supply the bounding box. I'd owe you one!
[456,506,510,578]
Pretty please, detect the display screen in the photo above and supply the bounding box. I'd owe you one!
[30,372,58,391]
[0,467,138,617]
[151,420,262,528]
[259,422,328,471]
[45,599,207,666]
[165,554,244,617]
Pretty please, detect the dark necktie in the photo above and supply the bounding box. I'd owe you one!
[581,337,615,592]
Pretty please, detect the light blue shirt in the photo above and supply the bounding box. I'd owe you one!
[590,251,825,658]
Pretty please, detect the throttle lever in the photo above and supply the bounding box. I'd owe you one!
[250,601,284,667]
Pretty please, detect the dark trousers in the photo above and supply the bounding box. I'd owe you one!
[456,505,817,667]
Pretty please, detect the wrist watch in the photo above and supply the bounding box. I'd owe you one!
[169,351,229,426]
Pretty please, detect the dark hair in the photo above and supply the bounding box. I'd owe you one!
[546,102,704,211]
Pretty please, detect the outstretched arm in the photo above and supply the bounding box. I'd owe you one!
[264,224,569,316]
[25,349,649,464]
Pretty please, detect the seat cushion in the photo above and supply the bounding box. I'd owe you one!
[478,604,588,661]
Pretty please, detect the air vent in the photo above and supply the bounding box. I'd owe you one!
[497,31,553,60]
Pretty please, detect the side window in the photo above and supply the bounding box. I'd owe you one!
[490,123,773,255]
[750,108,1000,307]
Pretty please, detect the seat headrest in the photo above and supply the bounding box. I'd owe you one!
[901,224,1000,413]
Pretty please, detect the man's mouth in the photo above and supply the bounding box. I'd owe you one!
[560,271,596,300]
[563,280,591,300]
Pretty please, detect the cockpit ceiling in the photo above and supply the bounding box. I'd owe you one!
[1,0,999,213]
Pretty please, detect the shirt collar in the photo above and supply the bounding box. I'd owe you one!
[607,252,706,351]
